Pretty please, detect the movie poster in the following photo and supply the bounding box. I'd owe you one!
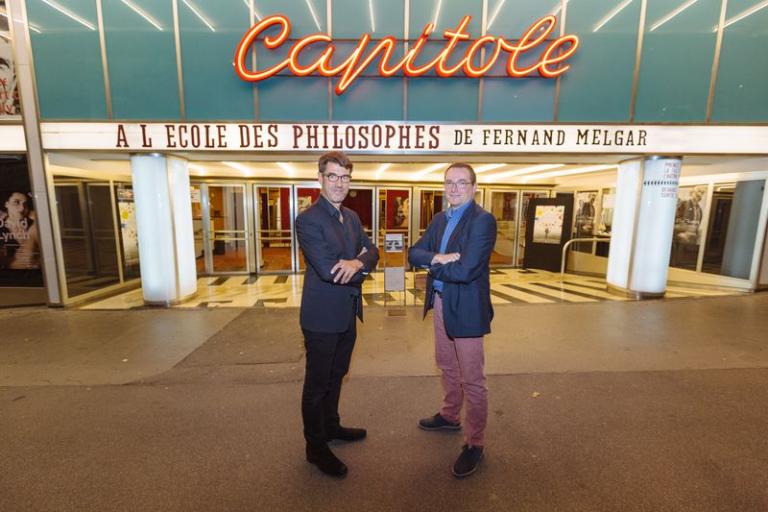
[532,205,564,244]
[0,155,42,286]
[0,2,21,117]
[116,186,140,278]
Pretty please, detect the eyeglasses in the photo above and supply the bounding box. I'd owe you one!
[445,180,473,189]
[323,172,351,183]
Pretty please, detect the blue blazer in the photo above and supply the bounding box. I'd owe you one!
[408,201,496,339]
[296,195,380,333]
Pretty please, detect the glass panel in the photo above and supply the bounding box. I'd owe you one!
[634,0,722,122]
[258,77,329,121]
[704,180,765,278]
[254,0,328,35]
[518,190,549,266]
[102,0,180,119]
[333,0,404,38]
[419,189,444,236]
[558,0,642,121]
[1,155,43,286]
[86,184,119,281]
[295,187,320,271]
[332,78,404,121]
[114,183,140,280]
[670,185,707,270]
[178,0,253,120]
[0,1,21,117]
[712,0,768,122]
[260,186,295,272]
[488,191,517,266]
[573,190,598,253]
[209,185,247,272]
[481,79,555,122]
[596,188,615,257]
[409,0,482,40]
[54,179,120,298]
[378,188,410,267]
[407,77,478,121]
[26,0,106,119]
[342,188,374,239]
[191,184,206,274]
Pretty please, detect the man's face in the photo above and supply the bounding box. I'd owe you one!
[318,161,351,206]
[444,166,477,208]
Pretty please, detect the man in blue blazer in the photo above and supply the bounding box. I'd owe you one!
[296,151,380,478]
[408,163,497,478]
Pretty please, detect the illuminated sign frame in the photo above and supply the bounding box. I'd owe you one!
[234,14,579,95]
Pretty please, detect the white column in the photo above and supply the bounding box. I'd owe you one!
[131,154,197,305]
[607,157,682,298]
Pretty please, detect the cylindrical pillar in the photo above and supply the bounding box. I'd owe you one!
[607,156,682,298]
[130,154,197,306]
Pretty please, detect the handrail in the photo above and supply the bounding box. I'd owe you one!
[561,236,611,276]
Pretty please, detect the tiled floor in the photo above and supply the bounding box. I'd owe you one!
[79,268,747,310]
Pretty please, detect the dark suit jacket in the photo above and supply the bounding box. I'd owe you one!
[296,195,379,333]
[408,200,496,339]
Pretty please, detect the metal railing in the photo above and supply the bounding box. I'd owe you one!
[561,236,611,276]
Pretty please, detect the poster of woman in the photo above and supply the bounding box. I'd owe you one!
[0,1,21,117]
[0,156,42,286]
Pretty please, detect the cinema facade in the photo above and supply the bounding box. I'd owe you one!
[1,0,767,307]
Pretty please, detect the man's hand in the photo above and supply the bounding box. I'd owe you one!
[331,258,364,284]
[431,252,461,265]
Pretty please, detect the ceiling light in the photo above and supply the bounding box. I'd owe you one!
[304,0,322,31]
[487,0,506,30]
[714,0,768,31]
[276,162,296,176]
[593,0,633,32]
[474,163,506,174]
[223,161,252,175]
[182,0,215,32]
[39,0,95,30]
[522,164,616,182]
[375,163,391,179]
[119,0,163,31]
[650,0,699,32]
[412,163,448,179]
[481,164,564,182]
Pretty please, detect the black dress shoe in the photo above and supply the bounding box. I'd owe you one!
[327,426,367,442]
[306,444,348,478]
[452,444,484,478]
[418,413,461,431]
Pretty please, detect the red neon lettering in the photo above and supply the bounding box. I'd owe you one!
[234,14,580,95]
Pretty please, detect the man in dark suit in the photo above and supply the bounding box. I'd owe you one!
[295,151,379,478]
[408,163,497,478]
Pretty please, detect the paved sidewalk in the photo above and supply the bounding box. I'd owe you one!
[1,294,767,511]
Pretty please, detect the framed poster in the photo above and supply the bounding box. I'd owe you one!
[0,2,21,118]
[523,197,574,271]
[0,155,42,286]
[532,205,564,244]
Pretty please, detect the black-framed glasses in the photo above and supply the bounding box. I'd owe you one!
[445,180,472,189]
[323,172,351,183]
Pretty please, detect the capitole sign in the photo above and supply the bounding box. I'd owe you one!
[234,14,580,94]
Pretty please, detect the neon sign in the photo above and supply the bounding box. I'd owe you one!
[234,14,579,95]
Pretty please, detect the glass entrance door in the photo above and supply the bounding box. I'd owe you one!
[192,183,250,275]
[377,187,411,267]
[518,190,550,266]
[255,185,294,273]
[488,190,518,266]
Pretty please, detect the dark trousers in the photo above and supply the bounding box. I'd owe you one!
[301,316,357,447]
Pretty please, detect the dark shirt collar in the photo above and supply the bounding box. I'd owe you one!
[317,193,343,219]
